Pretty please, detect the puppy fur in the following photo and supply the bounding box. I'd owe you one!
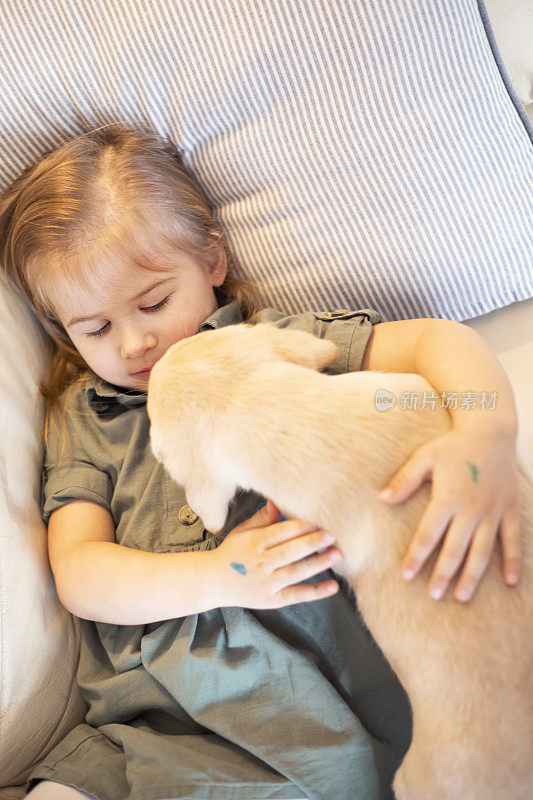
[147,322,533,800]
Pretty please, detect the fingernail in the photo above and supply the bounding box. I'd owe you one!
[402,566,415,580]
[380,489,394,500]
[323,533,336,544]
[456,588,472,602]
[430,585,444,600]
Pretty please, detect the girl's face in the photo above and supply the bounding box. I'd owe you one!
[53,239,227,391]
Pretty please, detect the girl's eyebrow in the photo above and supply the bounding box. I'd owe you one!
[67,277,174,327]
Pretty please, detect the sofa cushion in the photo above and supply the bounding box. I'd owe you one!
[0,273,87,789]
[484,0,533,108]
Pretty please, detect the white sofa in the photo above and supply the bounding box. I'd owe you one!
[0,1,532,797]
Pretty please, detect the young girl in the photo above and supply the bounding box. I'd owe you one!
[0,124,520,800]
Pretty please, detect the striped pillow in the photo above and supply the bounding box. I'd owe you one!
[0,0,531,321]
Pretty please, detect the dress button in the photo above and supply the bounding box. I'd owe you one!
[178,505,199,525]
[328,308,349,317]
[317,308,349,319]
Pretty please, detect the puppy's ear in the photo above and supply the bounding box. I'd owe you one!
[253,324,339,371]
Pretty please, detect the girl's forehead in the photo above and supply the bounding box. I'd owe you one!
[48,208,202,321]
[67,217,186,291]
[53,252,177,323]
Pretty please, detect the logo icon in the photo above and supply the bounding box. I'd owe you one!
[375,389,395,412]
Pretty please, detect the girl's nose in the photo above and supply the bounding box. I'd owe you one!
[119,329,157,359]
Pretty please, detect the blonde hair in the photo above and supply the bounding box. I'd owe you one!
[0,123,262,449]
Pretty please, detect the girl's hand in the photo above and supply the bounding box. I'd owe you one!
[214,499,342,609]
[379,428,520,602]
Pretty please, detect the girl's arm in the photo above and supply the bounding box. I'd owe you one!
[50,500,340,624]
[362,318,520,602]
[361,317,518,438]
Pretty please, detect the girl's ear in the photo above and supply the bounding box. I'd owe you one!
[208,246,228,287]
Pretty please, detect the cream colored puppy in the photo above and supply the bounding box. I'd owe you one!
[147,322,533,800]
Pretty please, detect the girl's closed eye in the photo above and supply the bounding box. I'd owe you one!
[86,296,171,338]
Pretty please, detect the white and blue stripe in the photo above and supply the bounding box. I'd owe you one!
[0,0,531,321]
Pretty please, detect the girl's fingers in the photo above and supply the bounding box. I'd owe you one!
[273,545,342,588]
[234,501,325,549]
[500,505,521,585]
[453,519,499,602]
[233,499,281,532]
[274,579,340,607]
[379,446,433,504]
[427,515,478,599]
[267,530,337,569]
[402,503,453,580]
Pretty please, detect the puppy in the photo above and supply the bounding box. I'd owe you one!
[147,322,533,800]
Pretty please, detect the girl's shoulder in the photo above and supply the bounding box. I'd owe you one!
[248,306,382,327]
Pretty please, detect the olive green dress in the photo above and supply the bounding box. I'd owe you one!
[27,302,411,800]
